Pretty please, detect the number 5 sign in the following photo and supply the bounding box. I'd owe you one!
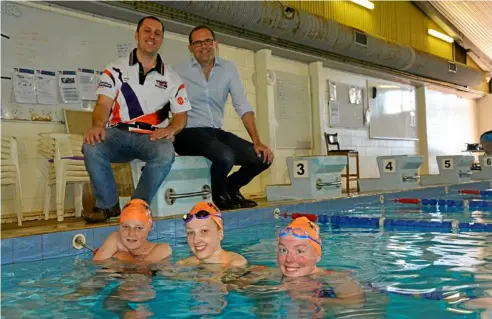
[293,160,309,178]
[442,158,454,170]
[484,157,492,168]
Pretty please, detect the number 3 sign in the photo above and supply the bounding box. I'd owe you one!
[293,160,309,178]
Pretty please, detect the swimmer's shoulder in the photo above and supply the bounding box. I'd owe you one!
[317,268,352,277]
[145,242,172,262]
[227,251,247,268]
[177,255,200,265]
[93,232,121,261]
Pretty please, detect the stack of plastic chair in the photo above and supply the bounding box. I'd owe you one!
[1,136,23,226]
[38,133,89,221]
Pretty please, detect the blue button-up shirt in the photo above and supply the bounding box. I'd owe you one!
[173,57,254,128]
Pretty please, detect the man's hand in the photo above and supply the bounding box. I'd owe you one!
[254,142,274,164]
[84,126,106,145]
[150,127,175,141]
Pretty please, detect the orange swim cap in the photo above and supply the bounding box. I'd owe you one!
[119,199,152,227]
[186,201,223,230]
[283,217,322,256]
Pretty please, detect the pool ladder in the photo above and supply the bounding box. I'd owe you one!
[402,174,420,182]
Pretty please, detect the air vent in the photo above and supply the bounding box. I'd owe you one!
[448,62,457,73]
[354,30,368,47]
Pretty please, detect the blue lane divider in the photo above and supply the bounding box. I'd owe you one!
[318,215,492,232]
[400,198,492,210]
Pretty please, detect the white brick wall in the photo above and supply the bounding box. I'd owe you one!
[477,94,492,135]
[426,90,479,174]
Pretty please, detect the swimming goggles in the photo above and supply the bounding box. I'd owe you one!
[279,227,322,247]
[182,210,222,223]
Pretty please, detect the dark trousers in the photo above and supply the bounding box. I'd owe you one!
[174,127,271,198]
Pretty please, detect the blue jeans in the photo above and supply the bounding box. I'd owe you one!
[82,128,175,209]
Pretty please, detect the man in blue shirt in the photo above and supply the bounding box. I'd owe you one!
[173,25,273,210]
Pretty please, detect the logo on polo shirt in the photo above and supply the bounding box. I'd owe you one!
[98,81,113,89]
[155,80,168,89]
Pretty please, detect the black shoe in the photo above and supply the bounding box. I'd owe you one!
[228,190,258,208]
[83,203,121,223]
[213,193,241,211]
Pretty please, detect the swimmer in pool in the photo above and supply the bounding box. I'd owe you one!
[94,199,172,262]
[224,217,364,307]
[177,201,247,267]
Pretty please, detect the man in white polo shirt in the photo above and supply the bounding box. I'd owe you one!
[82,16,191,223]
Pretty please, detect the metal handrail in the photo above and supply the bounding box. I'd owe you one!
[459,171,473,178]
[316,178,342,190]
[402,175,420,182]
[165,185,211,205]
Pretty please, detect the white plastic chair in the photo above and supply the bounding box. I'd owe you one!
[38,133,89,221]
[1,137,23,225]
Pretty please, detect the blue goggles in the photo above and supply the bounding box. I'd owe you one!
[279,227,322,247]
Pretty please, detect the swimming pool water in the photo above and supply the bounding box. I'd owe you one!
[324,193,492,225]
[2,221,492,319]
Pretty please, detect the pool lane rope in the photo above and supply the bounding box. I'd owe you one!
[316,215,492,231]
[393,198,492,209]
[275,210,492,231]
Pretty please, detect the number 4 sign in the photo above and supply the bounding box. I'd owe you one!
[293,160,309,178]
[484,157,492,168]
[382,159,396,173]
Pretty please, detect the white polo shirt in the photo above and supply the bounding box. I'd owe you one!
[96,49,191,128]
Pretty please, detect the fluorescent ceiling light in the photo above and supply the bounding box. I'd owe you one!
[428,29,454,43]
[351,0,374,10]
[378,85,400,89]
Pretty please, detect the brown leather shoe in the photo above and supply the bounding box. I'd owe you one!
[83,203,121,223]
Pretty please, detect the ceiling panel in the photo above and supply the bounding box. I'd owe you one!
[430,1,492,60]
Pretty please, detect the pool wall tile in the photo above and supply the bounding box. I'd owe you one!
[223,211,238,231]
[157,219,176,239]
[236,207,276,229]
[1,239,13,265]
[148,223,158,241]
[12,235,42,263]
[174,218,186,238]
[42,229,94,260]
[93,226,119,248]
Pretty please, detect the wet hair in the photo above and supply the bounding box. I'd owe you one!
[188,25,216,44]
[136,16,165,33]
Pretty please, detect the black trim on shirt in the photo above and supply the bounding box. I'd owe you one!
[128,48,165,85]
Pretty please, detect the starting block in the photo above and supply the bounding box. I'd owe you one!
[472,155,492,180]
[131,156,212,217]
[359,155,423,192]
[420,155,474,186]
[266,156,346,201]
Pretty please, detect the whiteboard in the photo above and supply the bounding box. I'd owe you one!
[273,71,312,149]
[368,80,418,140]
[1,2,189,122]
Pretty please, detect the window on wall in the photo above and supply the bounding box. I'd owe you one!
[382,90,402,115]
[381,89,415,114]
[453,42,467,64]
